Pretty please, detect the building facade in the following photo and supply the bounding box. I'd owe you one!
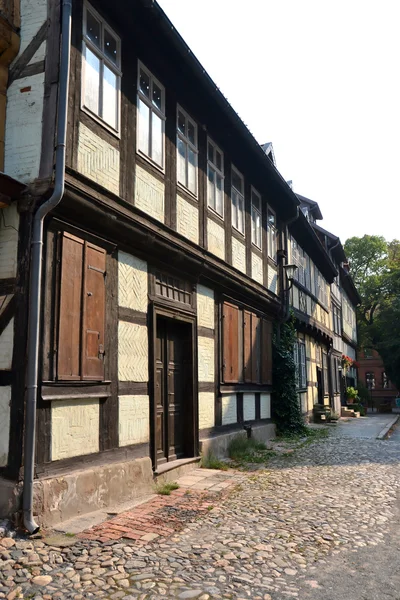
[0,0,305,525]
[358,349,397,411]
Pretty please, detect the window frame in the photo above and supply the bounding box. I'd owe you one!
[137,60,166,169]
[207,137,225,218]
[366,371,375,390]
[82,2,122,133]
[294,340,306,389]
[176,105,198,197]
[231,165,245,235]
[251,186,262,249]
[267,207,277,262]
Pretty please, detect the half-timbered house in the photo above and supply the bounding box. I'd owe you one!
[0,0,303,526]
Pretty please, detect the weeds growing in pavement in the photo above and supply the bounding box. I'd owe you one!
[201,452,229,471]
[156,481,179,495]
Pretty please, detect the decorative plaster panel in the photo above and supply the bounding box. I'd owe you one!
[221,394,237,425]
[207,219,225,260]
[243,393,255,421]
[0,386,11,467]
[118,252,148,312]
[0,204,19,279]
[176,195,199,244]
[51,399,99,461]
[197,285,214,329]
[119,395,149,446]
[0,319,14,370]
[251,253,263,284]
[118,321,148,382]
[268,266,278,295]
[198,336,215,383]
[77,124,120,195]
[232,237,246,274]
[260,393,271,419]
[199,392,215,430]
[135,165,165,223]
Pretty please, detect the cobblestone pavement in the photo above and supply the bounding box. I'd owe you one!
[2,420,400,599]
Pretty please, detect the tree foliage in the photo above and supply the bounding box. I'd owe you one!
[272,316,306,435]
[344,235,400,390]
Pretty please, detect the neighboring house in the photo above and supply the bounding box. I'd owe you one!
[286,199,338,418]
[358,349,397,411]
[289,194,360,418]
[0,0,302,525]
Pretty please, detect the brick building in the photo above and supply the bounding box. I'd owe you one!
[358,349,397,411]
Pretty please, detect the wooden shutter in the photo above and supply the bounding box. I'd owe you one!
[82,241,106,380]
[222,302,240,383]
[58,233,84,379]
[243,310,252,383]
[251,314,261,383]
[261,318,273,385]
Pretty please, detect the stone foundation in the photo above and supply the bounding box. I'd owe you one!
[200,422,275,458]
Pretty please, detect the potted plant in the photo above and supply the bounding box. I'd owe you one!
[346,386,358,405]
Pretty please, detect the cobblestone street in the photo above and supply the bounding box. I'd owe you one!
[1,416,400,599]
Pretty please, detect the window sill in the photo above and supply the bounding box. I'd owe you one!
[177,182,198,203]
[41,381,112,401]
[80,106,121,140]
[136,150,165,176]
[232,225,245,238]
[207,206,224,222]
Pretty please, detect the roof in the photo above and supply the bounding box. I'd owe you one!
[145,0,299,220]
[261,142,276,166]
[289,211,338,283]
[296,193,323,220]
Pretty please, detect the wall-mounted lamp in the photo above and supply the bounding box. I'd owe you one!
[283,263,298,288]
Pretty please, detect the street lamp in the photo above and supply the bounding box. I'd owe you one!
[283,263,297,288]
[282,263,298,323]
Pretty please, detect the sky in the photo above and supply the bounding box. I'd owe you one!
[157,0,400,244]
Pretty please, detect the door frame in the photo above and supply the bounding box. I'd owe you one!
[149,302,198,471]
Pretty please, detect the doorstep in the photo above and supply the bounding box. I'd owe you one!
[154,456,201,481]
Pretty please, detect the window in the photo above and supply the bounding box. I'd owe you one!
[222,302,273,385]
[177,107,198,195]
[332,304,342,335]
[293,340,306,389]
[322,351,329,395]
[382,372,389,389]
[267,208,277,260]
[155,271,192,305]
[58,232,106,381]
[82,3,121,130]
[207,139,224,216]
[251,187,262,248]
[137,62,165,167]
[333,358,341,394]
[231,166,245,234]
[366,371,375,389]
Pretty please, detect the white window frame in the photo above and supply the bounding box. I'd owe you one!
[176,105,198,196]
[82,2,122,133]
[207,137,224,217]
[231,165,245,235]
[137,61,166,169]
[251,186,262,249]
[267,206,277,261]
[298,340,307,389]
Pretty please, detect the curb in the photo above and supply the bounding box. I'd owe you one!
[376,415,400,440]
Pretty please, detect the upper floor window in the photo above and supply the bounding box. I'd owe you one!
[177,107,198,195]
[231,166,245,234]
[382,372,389,389]
[267,208,277,261]
[332,303,342,335]
[251,187,262,248]
[82,3,121,131]
[137,62,165,167]
[366,371,375,389]
[207,139,224,217]
[294,340,306,389]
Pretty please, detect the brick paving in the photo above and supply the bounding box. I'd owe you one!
[77,468,243,544]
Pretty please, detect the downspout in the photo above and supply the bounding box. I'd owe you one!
[22,0,72,534]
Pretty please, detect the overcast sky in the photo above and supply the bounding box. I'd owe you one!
[157,0,400,244]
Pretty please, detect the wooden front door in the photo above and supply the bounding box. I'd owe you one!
[317,367,324,404]
[155,317,193,465]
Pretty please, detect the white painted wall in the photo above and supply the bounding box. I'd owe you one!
[118,252,148,312]
[0,387,11,467]
[0,319,14,370]
[77,124,120,195]
[243,393,255,421]
[51,399,100,460]
[176,195,199,244]
[198,336,215,383]
[119,395,150,446]
[4,0,48,183]
[135,165,165,223]
[0,204,19,279]
[221,394,237,425]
